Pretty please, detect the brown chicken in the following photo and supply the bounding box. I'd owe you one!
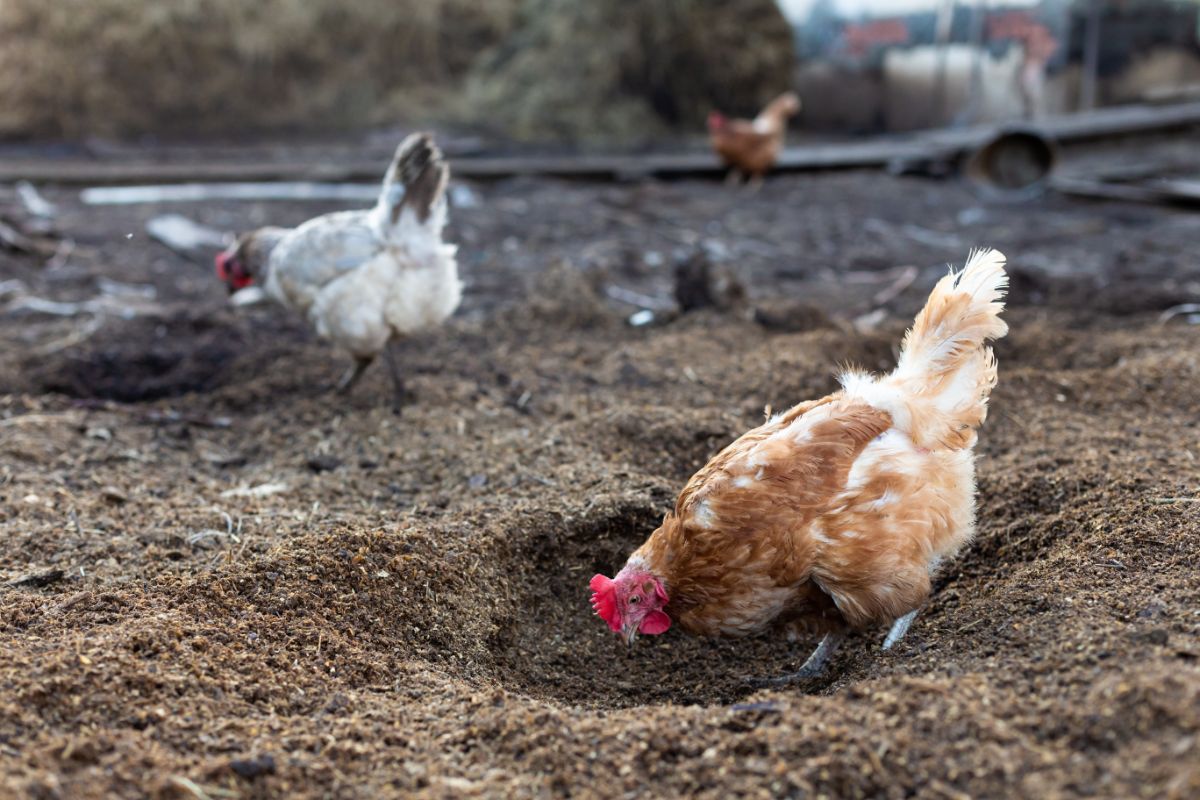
[591,249,1009,683]
[707,92,801,183]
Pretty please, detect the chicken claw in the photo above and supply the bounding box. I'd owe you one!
[335,356,374,395]
[882,609,919,651]
[747,631,846,688]
[385,342,413,412]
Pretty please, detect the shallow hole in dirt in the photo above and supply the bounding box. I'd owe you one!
[483,501,824,709]
[29,317,242,401]
[211,446,1094,712]
[480,465,1094,708]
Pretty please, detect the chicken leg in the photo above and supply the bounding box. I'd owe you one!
[748,630,847,687]
[336,356,374,395]
[882,609,919,651]
[385,340,412,412]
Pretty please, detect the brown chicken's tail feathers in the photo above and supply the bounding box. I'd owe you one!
[895,247,1008,381]
[379,132,449,225]
[840,248,1009,450]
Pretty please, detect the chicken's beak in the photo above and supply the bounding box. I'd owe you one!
[622,622,638,648]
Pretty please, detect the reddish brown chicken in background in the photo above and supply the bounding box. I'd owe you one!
[707,91,801,183]
[591,249,1009,683]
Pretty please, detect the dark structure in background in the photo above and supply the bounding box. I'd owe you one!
[782,0,1200,131]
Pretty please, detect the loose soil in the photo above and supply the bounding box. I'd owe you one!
[2,150,1199,798]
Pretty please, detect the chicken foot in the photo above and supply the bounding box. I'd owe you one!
[882,609,919,651]
[385,341,413,412]
[748,630,847,687]
[335,356,374,395]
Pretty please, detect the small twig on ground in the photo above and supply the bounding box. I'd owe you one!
[605,285,674,311]
[219,482,289,499]
[521,471,558,488]
[71,399,233,429]
[44,238,76,271]
[167,776,238,800]
[220,511,239,543]
[187,530,229,547]
[0,412,85,428]
[304,501,321,531]
[8,569,66,589]
[16,181,57,219]
[35,315,104,356]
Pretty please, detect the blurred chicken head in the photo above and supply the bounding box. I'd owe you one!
[589,565,670,646]
[774,91,801,117]
[215,228,286,293]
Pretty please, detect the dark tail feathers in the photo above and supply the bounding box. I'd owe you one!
[381,132,448,225]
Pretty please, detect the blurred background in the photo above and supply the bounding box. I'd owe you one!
[1,0,1197,145]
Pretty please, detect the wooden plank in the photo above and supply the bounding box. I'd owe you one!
[1049,176,1173,204]
[81,182,381,205]
[0,143,947,185]
[1050,176,1200,207]
[0,160,393,186]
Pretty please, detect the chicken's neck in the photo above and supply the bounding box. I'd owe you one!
[251,227,289,270]
[629,518,684,593]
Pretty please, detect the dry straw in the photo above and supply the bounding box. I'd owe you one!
[0,0,794,141]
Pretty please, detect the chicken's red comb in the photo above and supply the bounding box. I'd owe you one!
[214,251,229,281]
[707,111,727,131]
[589,574,621,632]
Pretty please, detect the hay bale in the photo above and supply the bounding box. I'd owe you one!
[463,0,796,143]
[0,0,518,138]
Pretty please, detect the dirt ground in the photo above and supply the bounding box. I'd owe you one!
[2,140,1199,798]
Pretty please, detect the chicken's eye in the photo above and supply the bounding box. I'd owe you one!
[628,596,640,605]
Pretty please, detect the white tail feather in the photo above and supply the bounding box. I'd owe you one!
[841,248,1009,450]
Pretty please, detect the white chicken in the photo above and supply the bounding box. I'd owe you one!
[215,133,460,405]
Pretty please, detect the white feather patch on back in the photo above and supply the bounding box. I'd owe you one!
[693,500,717,529]
[839,371,912,431]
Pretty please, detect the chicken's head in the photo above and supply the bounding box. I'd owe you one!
[775,91,802,117]
[215,228,286,294]
[216,236,258,296]
[589,565,670,646]
[706,111,728,133]
[214,250,252,293]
